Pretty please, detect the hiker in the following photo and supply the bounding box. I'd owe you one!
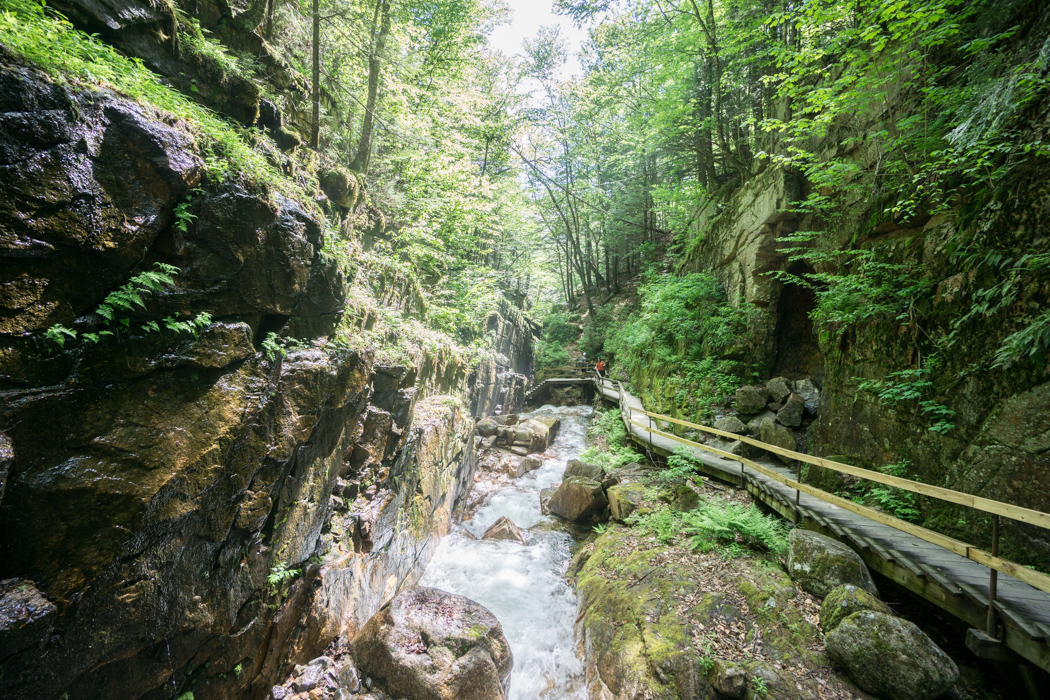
[595,358,606,378]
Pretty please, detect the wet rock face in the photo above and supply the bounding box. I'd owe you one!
[787,529,877,598]
[825,611,959,700]
[0,65,481,700]
[351,587,513,700]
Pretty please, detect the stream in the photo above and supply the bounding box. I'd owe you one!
[419,404,591,700]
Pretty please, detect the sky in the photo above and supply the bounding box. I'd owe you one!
[488,0,589,77]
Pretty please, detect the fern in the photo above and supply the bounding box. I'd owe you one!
[262,332,286,361]
[44,323,77,348]
[992,310,1050,371]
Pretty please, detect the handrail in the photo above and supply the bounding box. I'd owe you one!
[629,407,1050,532]
[593,375,1050,599]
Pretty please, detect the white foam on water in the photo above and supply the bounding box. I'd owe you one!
[420,404,591,700]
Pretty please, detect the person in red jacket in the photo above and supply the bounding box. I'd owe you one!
[595,358,606,378]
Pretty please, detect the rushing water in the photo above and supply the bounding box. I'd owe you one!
[419,404,591,700]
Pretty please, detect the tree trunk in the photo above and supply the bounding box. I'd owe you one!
[310,0,320,149]
[351,0,391,173]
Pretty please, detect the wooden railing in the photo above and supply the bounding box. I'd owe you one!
[592,373,1050,633]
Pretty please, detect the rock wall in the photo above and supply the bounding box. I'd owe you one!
[0,63,483,700]
[674,53,1050,567]
[470,297,539,418]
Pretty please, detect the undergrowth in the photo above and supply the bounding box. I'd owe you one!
[628,498,788,558]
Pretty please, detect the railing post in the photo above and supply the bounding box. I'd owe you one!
[795,461,802,525]
[987,514,1000,637]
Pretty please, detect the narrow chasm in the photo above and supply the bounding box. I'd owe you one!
[421,405,593,699]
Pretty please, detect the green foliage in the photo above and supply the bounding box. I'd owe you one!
[543,312,582,344]
[844,461,922,523]
[993,310,1050,370]
[629,497,788,556]
[654,447,701,484]
[680,500,788,557]
[856,355,956,434]
[44,324,76,349]
[266,561,301,595]
[95,263,179,324]
[261,332,286,362]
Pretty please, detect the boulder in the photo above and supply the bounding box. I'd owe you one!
[509,446,529,456]
[548,477,608,522]
[476,418,499,438]
[539,486,557,515]
[659,483,700,512]
[710,438,743,456]
[776,393,805,428]
[746,410,777,435]
[352,587,513,700]
[292,656,333,692]
[735,385,770,415]
[766,377,792,404]
[793,378,821,416]
[766,402,782,412]
[713,415,747,435]
[498,455,525,478]
[758,418,797,463]
[482,517,526,544]
[787,529,877,598]
[564,459,606,482]
[607,483,646,522]
[825,611,959,700]
[337,660,361,693]
[711,659,747,698]
[820,584,891,633]
[509,417,560,453]
[520,455,543,473]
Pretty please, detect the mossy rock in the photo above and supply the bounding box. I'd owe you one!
[575,531,707,700]
[819,584,891,633]
[825,611,959,700]
[787,529,877,598]
[319,166,361,208]
[607,482,646,522]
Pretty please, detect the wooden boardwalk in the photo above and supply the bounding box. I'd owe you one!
[592,377,1050,686]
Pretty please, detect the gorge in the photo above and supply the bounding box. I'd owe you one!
[1,0,1049,699]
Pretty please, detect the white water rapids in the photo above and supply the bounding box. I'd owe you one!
[419,404,591,700]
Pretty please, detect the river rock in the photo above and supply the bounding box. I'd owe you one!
[482,517,526,544]
[777,393,805,428]
[714,415,747,435]
[607,483,646,522]
[825,611,958,700]
[548,477,608,522]
[508,417,560,453]
[787,529,877,598]
[564,459,606,481]
[758,418,796,463]
[476,418,499,437]
[820,584,891,633]
[498,455,525,477]
[520,455,543,473]
[793,378,821,416]
[351,587,513,700]
[540,486,557,515]
[766,377,792,404]
[735,385,770,414]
